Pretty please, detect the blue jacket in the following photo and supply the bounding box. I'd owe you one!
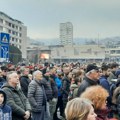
[0,90,12,120]
[55,77,62,96]
[99,75,112,108]
[99,75,111,96]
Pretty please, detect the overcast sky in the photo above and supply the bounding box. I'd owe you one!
[0,0,120,39]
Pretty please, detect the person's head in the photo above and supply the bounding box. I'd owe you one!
[65,98,97,120]
[80,85,109,110]
[101,64,111,77]
[71,69,84,84]
[33,70,43,80]
[110,62,119,72]
[1,66,8,76]
[63,67,70,75]
[0,90,6,106]
[85,64,101,81]
[56,70,64,79]
[49,67,56,75]
[6,71,19,87]
[68,72,73,81]
[20,67,29,76]
[72,68,84,77]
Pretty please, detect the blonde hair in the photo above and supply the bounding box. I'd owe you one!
[20,67,29,75]
[80,85,109,110]
[65,98,93,120]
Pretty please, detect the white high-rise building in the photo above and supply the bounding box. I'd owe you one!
[60,22,73,45]
[0,11,27,59]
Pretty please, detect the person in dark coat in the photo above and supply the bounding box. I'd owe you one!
[20,67,31,97]
[2,71,31,120]
[99,64,112,117]
[48,67,58,120]
[0,68,6,88]
[112,86,120,119]
[108,63,119,85]
[77,64,100,97]
[54,71,64,120]
[99,64,111,93]
[28,70,50,120]
[1,66,8,81]
[61,67,71,117]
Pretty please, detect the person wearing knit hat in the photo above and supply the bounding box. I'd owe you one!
[85,64,99,73]
[77,64,101,97]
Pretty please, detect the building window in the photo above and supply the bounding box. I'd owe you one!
[12,24,15,28]
[19,45,21,49]
[19,39,22,43]
[12,37,14,41]
[12,31,15,35]
[11,44,14,46]
[16,38,18,42]
[111,50,115,54]
[0,26,3,31]
[5,21,9,26]
[16,32,18,36]
[116,50,120,54]
[9,23,11,27]
[16,26,18,30]
[8,29,11,33]
[19,27,22,31]
[19,33,22,37]
[0,18,3,23]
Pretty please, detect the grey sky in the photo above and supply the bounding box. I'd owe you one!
[0,0,120,39]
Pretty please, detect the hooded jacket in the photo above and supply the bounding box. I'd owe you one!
[0,89,12,120]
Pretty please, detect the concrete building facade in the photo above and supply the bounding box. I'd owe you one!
[60,22,73,45]
[51,45,105,63]
[26,44,120,64]
[0,11,27,58]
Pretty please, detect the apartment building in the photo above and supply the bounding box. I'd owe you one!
[0,11,27,58]
[60,22,73,45]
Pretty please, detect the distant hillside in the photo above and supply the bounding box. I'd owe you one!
[28,36,120,46]
[30,38,60,45]
[29,38,88,45]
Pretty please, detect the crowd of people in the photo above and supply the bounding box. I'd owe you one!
[0,62,120,120]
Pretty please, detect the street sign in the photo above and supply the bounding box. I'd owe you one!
[1,45,9,59]
[0,32,10,62]
[0,32,10,45]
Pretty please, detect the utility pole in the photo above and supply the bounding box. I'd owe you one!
[98,33,100,46]
[37,47,39,64]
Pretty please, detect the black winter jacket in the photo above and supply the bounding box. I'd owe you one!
[2,83,31,120]
[77,76,98,97]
